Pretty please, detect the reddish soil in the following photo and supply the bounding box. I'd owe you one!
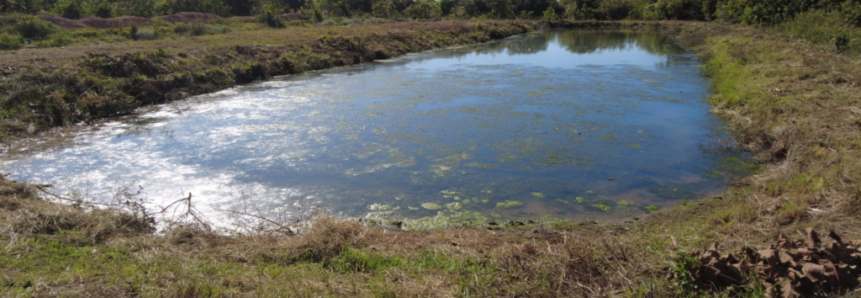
[36,12,222,29]
[160,12,221,24]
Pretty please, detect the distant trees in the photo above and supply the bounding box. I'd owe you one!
[1,0,861,28]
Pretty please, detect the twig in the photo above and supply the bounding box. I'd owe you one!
[213,208,295,235]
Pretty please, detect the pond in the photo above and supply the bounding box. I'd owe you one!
[0,30,751,229]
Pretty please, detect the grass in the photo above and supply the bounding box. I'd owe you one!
[2,19,861,297]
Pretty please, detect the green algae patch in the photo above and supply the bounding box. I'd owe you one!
[368,203,392,211]
[591,203,612,212]
[445,202,463,211]
[496,200,524,208]
[402,210,488,230]
[642,205,661,212]
[531,192,545,198]
[467,162,496,169]
[617,200,631,207]
[421,202,442,210]
[705,170,723,179]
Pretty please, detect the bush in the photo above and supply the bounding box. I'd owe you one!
[542,6,558,20]
[173,22,191,34]
[157,0,231,16]
[319,18,338,25]
[47,32,73,47]
[132,27,160,40]
[257,8,285,28]
[52,0,86,19]
[90,0,115,18]
[14,16,58,40]
[403,1,442,19]
[842,0,861,27]
[0,33,24,50]
[4,0,43,14]
[115,0,158,17]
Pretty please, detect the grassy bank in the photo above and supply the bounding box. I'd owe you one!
[2,20,861,297]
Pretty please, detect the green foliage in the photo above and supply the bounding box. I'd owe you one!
[2,0,43,13]
[258,8,286,27]
[132,27,160,40]
[718,0,827,25]
[832,31,851,52]
[403,0,442,19]
[90,0,115,17]
[841,0,861,27]
[157,0,231,16]
[0,33,23,50]
[52,0,86,19]
[14,16,58,41]
[47,31,73,47]
[542,6,557,20]
[115,0,158,17]
[669,252,705,296]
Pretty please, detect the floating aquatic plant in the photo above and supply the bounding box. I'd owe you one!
[368,203,392,211]
[445,202,463,211]
[496,200,523,208]
[642,205,661,212]
[591,203,611,212]
[421,202,442,210]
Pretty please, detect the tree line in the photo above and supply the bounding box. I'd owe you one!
[1,0,861,26]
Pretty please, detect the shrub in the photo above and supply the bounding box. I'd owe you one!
[542,6,557,20]
[319,18,338,26]
[191,22,208,35]
[157,0,231,16]
[40,32,74,48]
[90,0,115,18]
[47,32,73,47]
[52,0,86,19]
[173,22,191,34]
[842,0,861,27]
[132,27,160,40]
[403,1,442,19]
[14,16,58,40]
[0,33,24,50]
[257,8,285,28]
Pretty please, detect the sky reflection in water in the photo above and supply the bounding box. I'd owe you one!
[0,30,749,227]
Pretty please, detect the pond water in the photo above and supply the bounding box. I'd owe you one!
[0,30,751,229]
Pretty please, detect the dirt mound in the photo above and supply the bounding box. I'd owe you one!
[78,16,151,29]
[160,12,221,24]
[37,14,84,29]
[36,14,151,29]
